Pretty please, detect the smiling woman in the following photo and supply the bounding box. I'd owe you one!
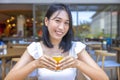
[45,10,70,41]
[5,4,109,80]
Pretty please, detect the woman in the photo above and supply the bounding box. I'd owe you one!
[5,4,109,80]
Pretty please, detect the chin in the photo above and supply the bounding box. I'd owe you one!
[54,36,63,40]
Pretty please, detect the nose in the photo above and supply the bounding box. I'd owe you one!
[58,23,64,30]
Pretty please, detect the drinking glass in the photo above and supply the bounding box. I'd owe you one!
[52,53,64,71]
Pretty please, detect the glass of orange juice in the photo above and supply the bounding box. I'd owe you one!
[52,55,63,71]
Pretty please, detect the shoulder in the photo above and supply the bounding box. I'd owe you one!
[27,42,42,59]
[27,42,41,54]
[28,42,40,48]
[71,41,86,54]
[72,41,86,47]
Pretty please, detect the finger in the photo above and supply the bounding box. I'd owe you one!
[58,57,75,69]
[44,55,56,63]
[60,61,75,70]
[41,60,56,70]
[59,56,71,63]
[59,57,74,66]
[42,64,55,70]
[40,56,56,68]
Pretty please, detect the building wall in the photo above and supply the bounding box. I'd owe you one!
[91,12,105,36]
[91,11,117,38]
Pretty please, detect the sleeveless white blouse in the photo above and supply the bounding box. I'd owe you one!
[27,41,86,80]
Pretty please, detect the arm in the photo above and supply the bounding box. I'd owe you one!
[5,50,37,80]
[76,49,109,80]
[5,50,56,80]
[59,49,109,80]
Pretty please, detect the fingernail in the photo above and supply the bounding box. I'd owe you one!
[57,65,60,67]
[55,65,58,67]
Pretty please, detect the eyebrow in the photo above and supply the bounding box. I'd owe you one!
[51,17,69,22]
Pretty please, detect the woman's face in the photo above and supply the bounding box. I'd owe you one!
[45,10,69,41]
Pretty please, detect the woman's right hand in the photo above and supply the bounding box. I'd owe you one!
[35,55,57,70]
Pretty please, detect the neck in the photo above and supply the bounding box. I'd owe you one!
[51,39,61,48]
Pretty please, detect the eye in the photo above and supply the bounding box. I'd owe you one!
[65,22,69,25]
[55,19,61,23]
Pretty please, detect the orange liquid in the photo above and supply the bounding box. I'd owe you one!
[53,56,63,70]
[53,56,63,64]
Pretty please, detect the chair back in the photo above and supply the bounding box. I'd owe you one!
[94,50,116,69]
[7,43,28,48]
[88,44,102,50]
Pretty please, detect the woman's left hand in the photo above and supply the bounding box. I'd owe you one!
[58,56,78,70]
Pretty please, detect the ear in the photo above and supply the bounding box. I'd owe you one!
[44,17,48,27]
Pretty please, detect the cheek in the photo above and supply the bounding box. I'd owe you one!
[65,27,69,32]
[63,27,69,35]
[47,24,56,34]
[48,21,56,29]
[47,22,54,31]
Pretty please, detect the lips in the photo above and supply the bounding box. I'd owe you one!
[55,31,63,35]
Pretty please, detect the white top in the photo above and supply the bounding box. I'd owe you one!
[27,41,86,80]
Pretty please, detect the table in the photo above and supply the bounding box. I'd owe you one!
[84,41,102,50]
[88,44,102,50]
[112,47,120,79]
[0,48,26,80]
[112,47,120,63]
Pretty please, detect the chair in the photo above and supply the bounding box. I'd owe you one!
[8,44,38,80]
[87,44,102,60]
[5,46,26,70]
[0,44,12,76]
[88,43,102,50]
[95,50,120,80]
[10,57,38,80]
[9,44,28,69]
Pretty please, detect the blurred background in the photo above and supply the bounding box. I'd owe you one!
[0,0,120,80]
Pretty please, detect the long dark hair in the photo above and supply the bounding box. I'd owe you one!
[42,4,74,52]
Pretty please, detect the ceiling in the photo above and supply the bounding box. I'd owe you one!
[0,4,32,23]
[0,4,119,23]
